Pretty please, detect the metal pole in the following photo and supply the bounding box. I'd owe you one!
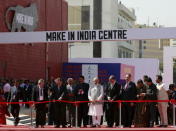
[75,104,78,127]
[173,104,175,127]
[119,102,123,128]
[30,105,33,127]
[66,104,68,126]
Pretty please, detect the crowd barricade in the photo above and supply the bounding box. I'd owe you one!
[2,99,176,127]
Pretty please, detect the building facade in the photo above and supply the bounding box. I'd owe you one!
[0,0,68,80]
[134,24,170,71]
[66,0,136,58]
[170,39,176,46]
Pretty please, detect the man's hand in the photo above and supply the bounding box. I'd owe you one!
[30,104,35,108]
[107,97,111,101]
[6,112,10,117]
[130,102,134,107]
[140,93,146,97]
[58,97,62,100]
[92,101,96,104]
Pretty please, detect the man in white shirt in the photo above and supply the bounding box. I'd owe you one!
[156,75,169,127]
[3,80,11,101]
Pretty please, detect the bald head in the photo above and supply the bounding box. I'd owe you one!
[125,73,132,82]
[38,79,45,88]
[93,77,99,85]
[67,78,74,85]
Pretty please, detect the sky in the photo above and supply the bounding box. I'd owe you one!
[120,0,176,27]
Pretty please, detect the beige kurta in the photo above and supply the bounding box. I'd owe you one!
[88,84,104,116]
[156,82,168,125]
[157,83,169,102]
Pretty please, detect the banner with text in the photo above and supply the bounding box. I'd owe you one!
[0,27,176,44]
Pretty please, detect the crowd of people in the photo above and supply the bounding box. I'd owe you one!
[0,74,176,128]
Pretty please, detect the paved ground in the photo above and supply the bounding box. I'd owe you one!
[6,106,35,126]
[0,126,176,131]
[6,106,176,130]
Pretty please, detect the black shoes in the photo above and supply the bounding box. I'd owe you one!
[35,125,44,128]
[91,125,96,128]
[157,125,168,127]
[54,125,60,128]
[14,117,20,126]
[54,125,67,128]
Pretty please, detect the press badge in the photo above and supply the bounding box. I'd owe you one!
[39,95,44,101]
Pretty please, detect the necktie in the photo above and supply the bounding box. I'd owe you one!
[111,84,113,90]
[125,83,128,90]
[40,88,43,97]
[41,88,43,96]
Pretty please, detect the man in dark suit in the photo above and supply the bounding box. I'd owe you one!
[105,75,121,127]
[48,78,56,125]
[145,77,157,127]
[23,80,33,108]
[121,73,137,128]
[51,78,67,128]
[75,76,89,127]
[32,79,48,128]
[8,80,23,126]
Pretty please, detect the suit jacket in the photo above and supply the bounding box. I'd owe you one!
[32,86,48,102]
[172,91,176,100]
[121,81,137,100]
[105,82,121,101]
[65,84,76,101]
[75,83,89,101]
[49,83,66,100]
[146,83,157,100]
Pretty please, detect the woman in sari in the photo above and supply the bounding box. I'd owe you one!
[0,88,10,125]
[134,79,149,127]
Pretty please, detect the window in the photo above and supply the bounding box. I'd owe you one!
[81,6,90,30]
[123,51,126,58]
[118,49,122,58]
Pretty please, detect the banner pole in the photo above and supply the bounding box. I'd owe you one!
[173,104,175,127]
[66,104,69,127]
[119,101,123,128]
[30,104,33,127]
[75,103,78,128]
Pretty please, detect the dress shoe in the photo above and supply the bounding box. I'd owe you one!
[97,125,101,128]
[157,125,164,127]
[91,125,96,128]
[14,117,20,126]
[54,125,60,128]
[163,125,168,127]
[107,125,113,128]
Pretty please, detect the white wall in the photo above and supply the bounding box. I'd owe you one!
[69,58,160,82]
[69,43,93,58]
[101,0,135,58]
[67,0,136,59]
[66,0,94,58]
[163,47,176,87]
